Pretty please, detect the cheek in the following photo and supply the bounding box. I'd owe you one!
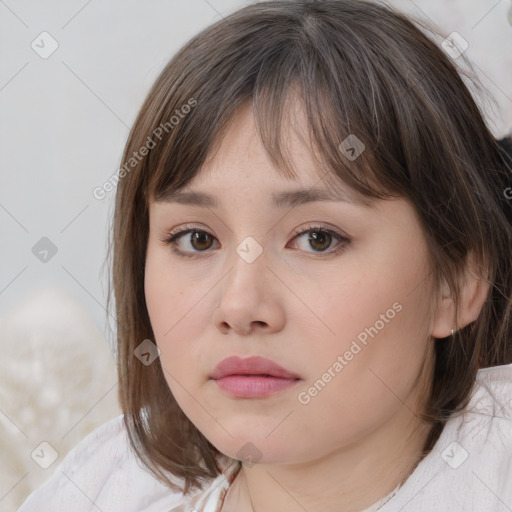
[144,245,193,337]
[291,305,431,450]
[301,248,429,354]
[294,248,433,417]
[144,252,173,338]
[143,248,211,382]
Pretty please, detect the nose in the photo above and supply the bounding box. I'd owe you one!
[211,244,286,336]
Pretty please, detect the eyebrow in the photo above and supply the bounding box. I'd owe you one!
[156,187,363,209]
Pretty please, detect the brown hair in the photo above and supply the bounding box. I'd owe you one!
[106,0,512,495]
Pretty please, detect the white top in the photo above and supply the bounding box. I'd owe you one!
[18,363,512,512]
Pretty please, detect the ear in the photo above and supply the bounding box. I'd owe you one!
[431,251,490,338]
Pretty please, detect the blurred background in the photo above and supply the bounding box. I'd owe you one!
[1,0,511,510]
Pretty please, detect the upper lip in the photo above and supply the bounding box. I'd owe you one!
[210,356,301,380]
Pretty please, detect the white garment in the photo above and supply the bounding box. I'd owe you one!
[18,364,512,512]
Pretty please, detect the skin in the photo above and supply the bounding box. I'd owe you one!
[144,100,488,512]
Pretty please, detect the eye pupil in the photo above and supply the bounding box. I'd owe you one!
[192,231,213,250]
[309,231,331,251]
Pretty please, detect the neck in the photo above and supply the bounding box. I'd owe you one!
[222,410,432,512]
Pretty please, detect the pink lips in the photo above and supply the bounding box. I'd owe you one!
[210,356,301,398]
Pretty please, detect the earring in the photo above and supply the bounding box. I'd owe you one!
[451,328,455,336]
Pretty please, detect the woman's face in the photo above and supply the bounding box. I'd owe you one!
[144,101,437,465]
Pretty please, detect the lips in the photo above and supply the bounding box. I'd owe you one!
[210,355,301,380]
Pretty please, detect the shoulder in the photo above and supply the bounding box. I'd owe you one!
[17,415,205,512]
[468,362,512,443]
[381,363,512,511]
[474,360,512,394]
[437,363,512,485]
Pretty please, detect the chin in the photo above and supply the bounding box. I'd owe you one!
[205,432,298,466]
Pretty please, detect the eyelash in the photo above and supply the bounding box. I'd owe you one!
[159,223,351,259]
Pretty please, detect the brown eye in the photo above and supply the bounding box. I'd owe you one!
[307,231,332,252]
[290,226,350,255]
[188,231,215,251]
[167,229,218,254]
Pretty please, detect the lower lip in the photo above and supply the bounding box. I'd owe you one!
[212,375,300,398]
